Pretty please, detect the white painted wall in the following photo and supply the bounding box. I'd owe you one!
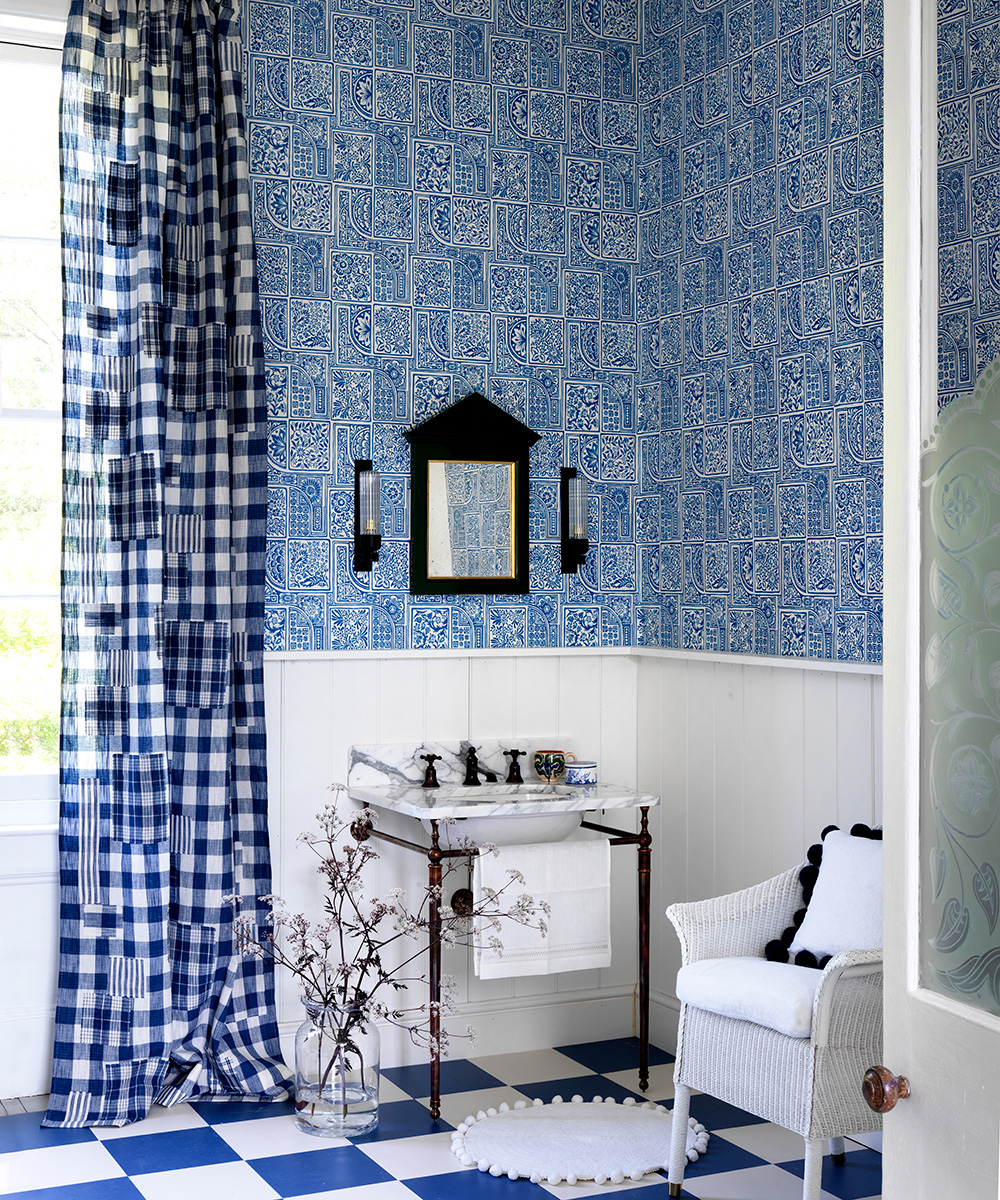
[0,648,882,1099]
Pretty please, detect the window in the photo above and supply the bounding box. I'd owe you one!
[0,33,64,779]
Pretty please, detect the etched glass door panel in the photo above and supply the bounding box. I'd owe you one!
[921,361,1000,1014]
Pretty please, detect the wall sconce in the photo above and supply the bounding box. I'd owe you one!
[560,467,589,574]
[354,459,381,572]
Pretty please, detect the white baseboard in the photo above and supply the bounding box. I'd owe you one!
[278,986,644,1073]
[278,986,684,1075]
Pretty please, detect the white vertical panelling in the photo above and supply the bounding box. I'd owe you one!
[741,666,776,885]
[469,656,516,739]
[802,671,838,836]
[260,650,882,1064]
[377,658,427,742]
[512,655,560,741]
[424,656,470,741]
[871,676,884,827]
[684,661,717,900]
[835,671,877,828]
[713,662,745,894]
[772,668,807,871]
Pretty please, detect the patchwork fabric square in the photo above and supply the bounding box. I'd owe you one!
[110,753,169,844]
[106,160,138,246]
[108,452,160,542]
[169,323,227,411]
[162,619,231,709]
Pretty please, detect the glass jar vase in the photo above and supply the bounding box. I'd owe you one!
[293,1000,380,1137]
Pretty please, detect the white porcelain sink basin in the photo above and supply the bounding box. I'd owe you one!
[418,783,583,846]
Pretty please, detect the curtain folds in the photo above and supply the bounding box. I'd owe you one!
[46,0,289,1127]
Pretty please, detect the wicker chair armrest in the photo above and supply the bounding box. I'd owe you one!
[666,865,805,964]
[812,949,884,1049]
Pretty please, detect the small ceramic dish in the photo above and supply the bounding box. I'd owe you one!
[564,760,597,785]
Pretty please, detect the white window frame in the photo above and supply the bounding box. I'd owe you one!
[0,7,66,802]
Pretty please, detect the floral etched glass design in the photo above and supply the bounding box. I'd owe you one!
[920,361,1000,1014]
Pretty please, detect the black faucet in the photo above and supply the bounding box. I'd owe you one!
[420,753,441,788]
[504,749,524,784]
[463,746,498,786]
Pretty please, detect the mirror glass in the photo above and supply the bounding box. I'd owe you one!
[426,460,515,580]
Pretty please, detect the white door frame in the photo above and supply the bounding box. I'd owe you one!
[883,0,1000,1193]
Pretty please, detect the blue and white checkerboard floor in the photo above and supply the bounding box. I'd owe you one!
[0,1039,881,1199]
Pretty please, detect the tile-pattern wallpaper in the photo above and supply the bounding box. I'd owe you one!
[937,0,1000,414]
[248,0,884,659]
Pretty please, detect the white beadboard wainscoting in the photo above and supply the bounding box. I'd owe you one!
[0,648,882,1099]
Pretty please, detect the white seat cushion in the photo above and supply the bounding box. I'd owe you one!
[676,957,823,1038]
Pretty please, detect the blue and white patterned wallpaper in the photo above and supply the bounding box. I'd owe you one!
[938,1,1000,413]
[247,0,884,659]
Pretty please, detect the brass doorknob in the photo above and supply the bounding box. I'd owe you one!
[863,1065,911,1113]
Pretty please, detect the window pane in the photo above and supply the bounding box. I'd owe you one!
[0,238,61,410]
[0,420,61,594]
[0,58,60,240]
[0,600,59,773]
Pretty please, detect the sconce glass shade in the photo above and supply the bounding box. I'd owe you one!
[354,460,382,572]
[560,467,589,574]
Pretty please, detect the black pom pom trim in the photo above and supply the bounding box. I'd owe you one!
[764,823,883,969]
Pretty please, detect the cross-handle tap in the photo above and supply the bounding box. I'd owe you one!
[462,745,498,786]
[420,753,441,788]
[504,749,524,784]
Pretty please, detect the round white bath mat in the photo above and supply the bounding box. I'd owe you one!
[451,1095,709,1186]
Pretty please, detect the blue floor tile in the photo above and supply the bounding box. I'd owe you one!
[381,1058,503,1098]
[779,1146,883,1199]
[554,1037,674,1074]
[404,1169,532,1198]
[683,1093,768,1130]
[248,1143,394,1196]
[0,1112,96,1153]
[100,1125,240,1175]
[676,1132,769,1178]
[351,1098,453,1142]
[2,1181,145,1200]
[188,1097,298,1124]
[516,1074,647,1105]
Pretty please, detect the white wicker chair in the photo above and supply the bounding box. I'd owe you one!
[665,865,883,1200]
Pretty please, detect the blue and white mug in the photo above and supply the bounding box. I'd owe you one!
[564,760,597,786]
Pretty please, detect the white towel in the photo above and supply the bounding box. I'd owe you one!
[473,838,612,978]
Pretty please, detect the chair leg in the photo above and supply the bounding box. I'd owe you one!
[829,1135,846,1165]
[803,1137,824,1200]
[667,1083,692,1198]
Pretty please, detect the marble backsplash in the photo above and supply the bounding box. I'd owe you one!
[347,739,576,788]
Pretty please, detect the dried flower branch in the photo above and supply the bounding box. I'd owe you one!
[229,784,548,1058]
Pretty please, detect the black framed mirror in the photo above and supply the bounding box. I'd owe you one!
[404,393,540,595]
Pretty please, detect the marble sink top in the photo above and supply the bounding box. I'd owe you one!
[347,780,660,820]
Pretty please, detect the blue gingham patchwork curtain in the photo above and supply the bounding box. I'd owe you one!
[46,0,289,1126]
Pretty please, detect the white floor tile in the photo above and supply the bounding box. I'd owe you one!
[91,1103,209,1140]
[848,1130,883,1152]
[712,1122,807,1163]
[212,1112,348,1158]
[679,1163,839,1200]
[291,1183,421,1200]
[468,1049,596,1086]
[377,1077,412,1104]
[417,1085,532,1129]
[129,1159,280,1200]
[0,1140,124,1195]
[354,1130,471,1178]
[602,1064,676,1099]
